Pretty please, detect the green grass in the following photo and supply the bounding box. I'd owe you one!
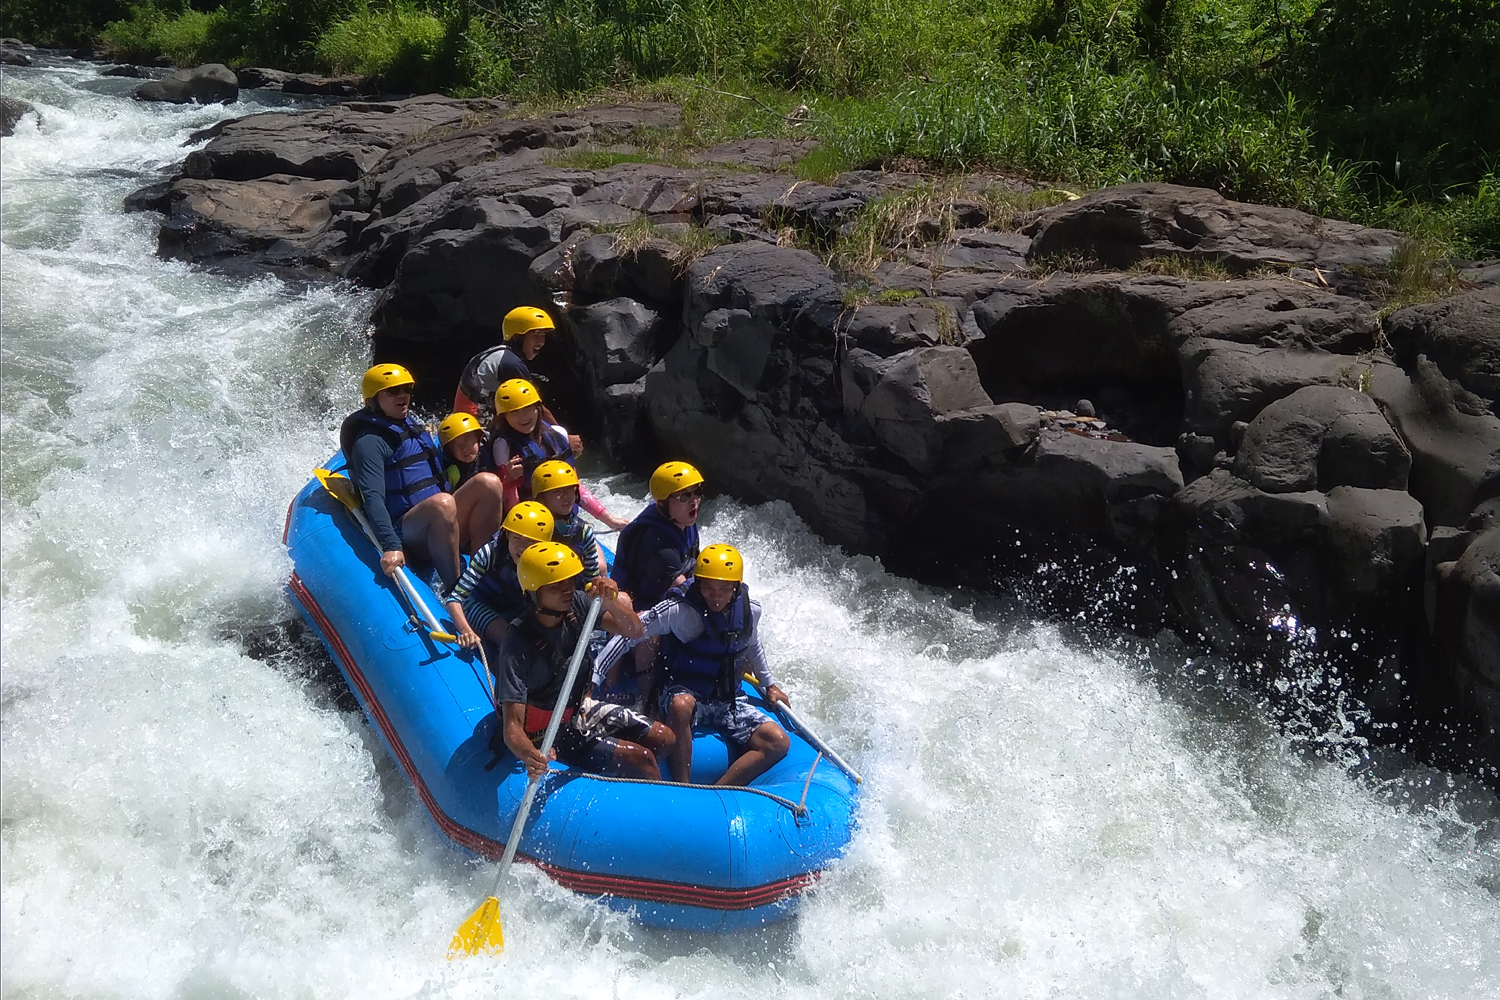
[13,0,1499,258]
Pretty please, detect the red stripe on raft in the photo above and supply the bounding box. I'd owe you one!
[287,570,817,912]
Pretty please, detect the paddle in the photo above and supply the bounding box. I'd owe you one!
[313,468,459,644]
[449,594,604,958]
[743,673,863,785]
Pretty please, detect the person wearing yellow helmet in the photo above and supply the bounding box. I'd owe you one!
[613,460,704,608]
[530,460,609,584]
[441,500,555,650]
[437,412,493,490]
[340,364,505,589]
[452,305,553,424]
[489,378,627,528]
[598,543,789,786]
[493,542,674,780]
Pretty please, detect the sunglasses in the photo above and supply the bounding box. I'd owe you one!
[384,384,414,396]
[672,487,705,502]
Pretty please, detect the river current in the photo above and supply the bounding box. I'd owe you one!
[3,59,1499,999]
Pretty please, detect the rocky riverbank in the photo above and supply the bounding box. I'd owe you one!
[125,93,1500,773]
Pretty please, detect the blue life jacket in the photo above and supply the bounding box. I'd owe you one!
[470,550,526,619]
[661,583,754,700]
[339,408,447,523]
[551,511,599,584]
[613,502,700,607]
[508,603,594,740]
[497,423,573,501]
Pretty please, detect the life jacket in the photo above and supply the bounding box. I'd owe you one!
[470,548,526,617]
[444,433,494,490]
[660,584,754,701]
[459,344,528,409]
[551,510,599,583]
[339,408,448,523]
[497,423,573,501]
[613,502,700,606]
[508,606,593,742]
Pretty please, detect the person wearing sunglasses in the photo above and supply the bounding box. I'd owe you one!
[340,364,505,590]
[602,462,706,702]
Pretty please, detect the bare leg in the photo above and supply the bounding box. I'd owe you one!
[666,692,696,782]
[455,472,505,553]
[400,492,460,589]
[716,722,789,787]
[608,740,660,779]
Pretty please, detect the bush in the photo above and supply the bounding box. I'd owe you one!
[315,3,444,77]
[100,3,223,65]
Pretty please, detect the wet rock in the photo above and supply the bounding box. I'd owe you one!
[1232,385,1410,493]
[236,66,377,96]
[1027,182,1403,276]
[155,174,347,275]
[1385,286,1500,410]
[1432,527,1500,734]
[1,95,37,137]
[135,63,239,105]
[1367,358,1500,527]
[1323,485,1427,599]
[103,64,155,78]
[0,41,31,66]
[570,297,667,386]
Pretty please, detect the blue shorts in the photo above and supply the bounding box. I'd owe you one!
[657,685,774,747]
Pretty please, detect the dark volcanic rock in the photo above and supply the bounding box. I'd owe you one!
[1,41,32,66]
[135,63,239,105]
[103,64,155,78]
[1367,359,1500,527]
[571,297,668,386]
[1232,385,1410,493]
[1432,526,1500,754]
[235,66,376,96]
[1,95,37,137]
[1028,183,1403,276]
[1386,287,1500,410]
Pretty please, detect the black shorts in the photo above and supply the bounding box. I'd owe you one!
[551,724,628,773]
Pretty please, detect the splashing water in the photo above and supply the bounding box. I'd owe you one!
[3,59,1499,1000]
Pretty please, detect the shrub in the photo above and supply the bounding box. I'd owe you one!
[315,3,444,78]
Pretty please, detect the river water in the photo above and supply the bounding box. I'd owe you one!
[3,59,1499,999]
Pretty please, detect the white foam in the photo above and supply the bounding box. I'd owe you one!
[3,62,1498,999]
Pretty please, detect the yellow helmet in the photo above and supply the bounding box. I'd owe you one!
[517,541,584,593]
[494,378,541,414]
[361,363,414,401]
[695,543,744,583]
[531,459,580,497]
[503,306,555,341]
[438,412,483,446]
[650,460,705,502]
[502,500,554,543]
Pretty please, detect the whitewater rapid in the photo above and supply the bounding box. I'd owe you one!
[3,58,1498,999]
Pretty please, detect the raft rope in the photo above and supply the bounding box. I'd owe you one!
[557,771,810,817]
[797,752,822,812]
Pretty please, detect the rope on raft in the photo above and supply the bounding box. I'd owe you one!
[556,770,811,817]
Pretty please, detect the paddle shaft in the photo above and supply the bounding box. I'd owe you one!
[492,595,604,881]
[744,673,862,785]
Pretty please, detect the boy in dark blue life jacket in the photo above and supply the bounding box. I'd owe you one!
[608,461,706,696]
[340,364,504,590]
[443,501,554,651]
[494,542,673,779]
[626,544,790,787]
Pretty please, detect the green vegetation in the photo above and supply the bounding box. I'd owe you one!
[3,1,1496,256]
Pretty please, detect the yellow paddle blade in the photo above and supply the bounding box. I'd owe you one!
[448,896,504,958]
[314,468,361,511]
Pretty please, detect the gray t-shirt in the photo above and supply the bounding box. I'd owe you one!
[494,592,592,708]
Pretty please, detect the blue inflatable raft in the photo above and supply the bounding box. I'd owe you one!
[283,457,860,931]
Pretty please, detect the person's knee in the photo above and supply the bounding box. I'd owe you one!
[647,722,676,751]
[468,472,504,497]
[616,744,657,777]
[668,693,695,723]
[756,724,790,759]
